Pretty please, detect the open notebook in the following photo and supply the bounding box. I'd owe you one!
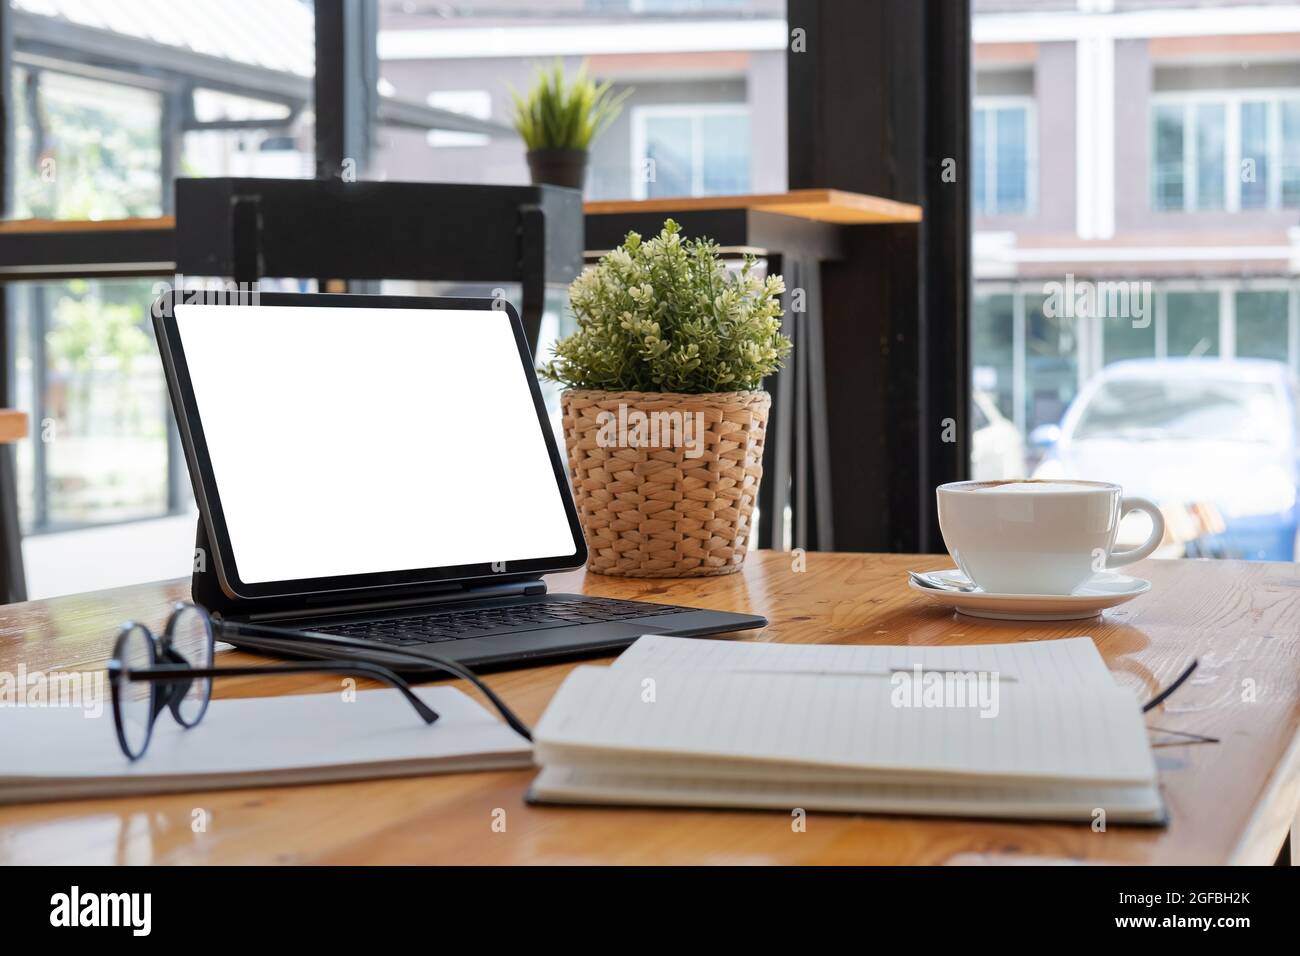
[529,635,1165,824]
[1,686,532,804]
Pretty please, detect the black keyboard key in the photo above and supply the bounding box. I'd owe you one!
[301,598,692,645]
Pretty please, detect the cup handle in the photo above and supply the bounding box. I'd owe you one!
[1106,496,1166,569]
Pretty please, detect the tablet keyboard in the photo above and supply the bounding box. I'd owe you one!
[304,598,689,646]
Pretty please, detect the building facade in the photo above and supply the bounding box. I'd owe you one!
[971,0,1300,441]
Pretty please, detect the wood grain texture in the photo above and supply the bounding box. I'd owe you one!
[0,216,175,234]
[0,551,1296,865]
[0,410,28,443]
[584,189,923,225]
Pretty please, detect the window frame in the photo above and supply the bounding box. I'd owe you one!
[972,94,1037,218]
[1149,89,1300,213]
[629,102,752,200]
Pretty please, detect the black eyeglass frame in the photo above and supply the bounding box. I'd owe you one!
[107,602,532,761]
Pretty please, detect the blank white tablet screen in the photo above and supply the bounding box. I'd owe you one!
[173,304,578,584]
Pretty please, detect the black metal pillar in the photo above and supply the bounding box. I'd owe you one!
[786,0,970,554]
[0,1,10,217]
[314,0,378,181]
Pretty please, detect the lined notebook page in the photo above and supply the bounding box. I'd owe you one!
[533,666,1155,786]
[611,635,1116,687]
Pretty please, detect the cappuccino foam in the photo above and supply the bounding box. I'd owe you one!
[971,480,1102,494]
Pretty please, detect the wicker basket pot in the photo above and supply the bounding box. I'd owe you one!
[560,388,770,577]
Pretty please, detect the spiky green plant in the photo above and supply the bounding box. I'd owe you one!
[540,220,791,394]
[510,60,629,151]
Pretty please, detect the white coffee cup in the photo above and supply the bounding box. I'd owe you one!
[936,479,1165,595]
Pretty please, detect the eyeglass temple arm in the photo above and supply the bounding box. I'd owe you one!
[127,661,439,724]
[1142,659,1198,714]
[216,619,533,741]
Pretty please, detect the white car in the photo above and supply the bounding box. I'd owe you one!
[1031,359,1300,561]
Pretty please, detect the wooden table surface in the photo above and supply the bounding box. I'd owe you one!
[1,551,1297,865]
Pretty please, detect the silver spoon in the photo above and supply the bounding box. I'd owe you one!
[908,570,980,593]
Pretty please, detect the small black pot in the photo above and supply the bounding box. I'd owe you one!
[526,148,589,190]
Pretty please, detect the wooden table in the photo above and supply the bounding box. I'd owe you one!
[1,551,1297,865]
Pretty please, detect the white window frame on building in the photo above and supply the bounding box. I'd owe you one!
[630,103,751,200]
[1150,89,1300,213]
[972,94,1037,217]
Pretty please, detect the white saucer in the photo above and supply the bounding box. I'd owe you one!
[908,568,1151,621]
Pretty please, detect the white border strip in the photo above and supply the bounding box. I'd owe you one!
[378,8,1300,62]
[975,5,1300,44]
[995,245,1295,262]
[377,19,789,60]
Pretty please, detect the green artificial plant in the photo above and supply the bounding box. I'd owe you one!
[540,219,792,394]
[510,60,629,151]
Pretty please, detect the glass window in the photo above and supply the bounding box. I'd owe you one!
[1152,103,1185,211]
[1103,313,1156,365]
[1166,292,1220,358]
[973,3,1300,564]
[638,108,751,198]
[972,292,1015,421]
[1240,100,1270,210]
[1235,290,1289,361]
[375,3,780,199]
[425,91,492,149]
[1152,98,1300,212]
[184,89,314,179]
[642,114,696,197]
[10,280,176,531]
[1194,103,1226,211]
[1283,100,1300,207]
[1025,294,1077,433]
[994,107,1028,213]
[3,0,314,598]
[974,104,1030,216]
[11,69,163,220]
[700,113,751,195]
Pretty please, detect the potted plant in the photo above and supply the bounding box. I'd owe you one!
[540,220,791,577]
[510,60,628,190]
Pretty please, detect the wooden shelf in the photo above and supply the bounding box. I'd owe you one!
[0,410,28,444]
[0,216,175,235]
[585,189,921,225]
[0,217,176,280]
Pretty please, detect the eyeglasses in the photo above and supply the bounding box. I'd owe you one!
[107,602,532,761]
